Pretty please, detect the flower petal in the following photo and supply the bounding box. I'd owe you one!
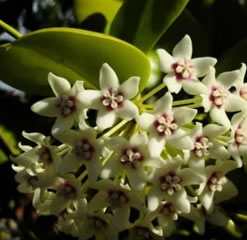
[225,94,247,112]
[200,190,214,212]
[48,72,71,96]
[210,107,230,128]
[130,133,148,146]
[137,113,155,130]
[31,98,58,117]
[148,186,162,211]
[101,156,122,179]
[191,57,217,77]
[217,69,240,89]
[127,170,146,191]
[203,124,227,138]
[202,66,216,87]
[168,130,194,150]
[156,49,174,73]
[148,136,165,158]
[119,77,140,99]
[173,35,192,59]
[182,80,209,95]
[180,168,204,186]
[172,189,190,214]
[99,63,119,90]
[163,74,182,94]
[78,90,102,109]
[215,180,238,204]
[52,116,74,135]
[173,107,197,126]
[87,191,108,211]
[96,110,117,131]
[113,207,130,230]
[56,154,79,174]
[154,92,173,114]
[85,158,101,182]
[117,100,139,120]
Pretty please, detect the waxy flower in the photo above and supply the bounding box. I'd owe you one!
[157,35,216,94]
[184,122,229,170]
[101,133,163,190]
[55,128,104,182]
[79,63,140,131]
[198,160,238,213]
[228,111,247,167]
[138,92,197,157]
[200,67,247,128]
[88,179,144,230]
[31,73,87,134]
[148,156,204,213]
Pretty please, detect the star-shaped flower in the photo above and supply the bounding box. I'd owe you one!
[55,128,104,182]
[200,67,247,128]
[31,73,87,134]
[87,179,144,230]
[157,35,216,94]
[184,122,229,170]
[228,111,247,167]
[79,63,140,131]
[148,156,204,213]
[198,160,238,213]
[101,133,164,190]
[137,92,197,158]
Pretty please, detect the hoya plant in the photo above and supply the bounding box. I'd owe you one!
[1,0,247,240]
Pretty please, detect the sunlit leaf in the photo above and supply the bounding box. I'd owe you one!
[0,28,150,95]
[110,0,189,52]
[73,0,123,32]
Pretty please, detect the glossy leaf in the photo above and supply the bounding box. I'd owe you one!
[73,0,123,31]
[110,0,189,52]
[0,28,150,95]
[217,37,247,73]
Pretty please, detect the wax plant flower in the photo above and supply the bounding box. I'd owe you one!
[10,34,247,240]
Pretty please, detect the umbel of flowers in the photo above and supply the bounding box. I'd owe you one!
[12,35,247,240]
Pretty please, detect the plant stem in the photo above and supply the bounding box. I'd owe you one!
[99,119,128,138]
[172,97,198,106]
[0,20,22,39]
[141,82,166,102]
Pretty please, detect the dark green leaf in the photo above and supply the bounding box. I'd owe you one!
[0,28,150,95]
[110,0,189,52]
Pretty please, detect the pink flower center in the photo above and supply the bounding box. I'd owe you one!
[101,88,124,111]
[108,190,129,208]
[172,59,195,80]
[210,86,226,108]
[56,94,76,117]
[159,202,181,220]
[160,172,182,195]
[235,126,247,146]
[120,147,143,169]
[57,181,77,200]
[193,136,213,158]
[73,139,94,161]
[240,85,247,101]
[207,171,227,192]
[37,146,53,167]
[154,113,177,137]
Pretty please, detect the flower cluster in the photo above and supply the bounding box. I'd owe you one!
[11,35,247,240]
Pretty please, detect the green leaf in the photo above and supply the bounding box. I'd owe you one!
[0,28,150,95]
[217,37,247,73]
[110,0,189,52]
[0,149,8,165]
[73,0,123,31]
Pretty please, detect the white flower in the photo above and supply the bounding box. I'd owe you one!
[198,160,238,213]
[79,63,140,131]
[137,92,197,158]
[55,128,104,182]
[101,133,164,190]
[31,73,87,134]
[148,156,204,213]
[157,35,216,94]
[200,67,247,128]
[184,122,229,170]
[228,111,247,167]
[87,179,144,230]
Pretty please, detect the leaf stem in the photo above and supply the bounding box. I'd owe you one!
[141,82,166,102]
[0,20,22,39]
